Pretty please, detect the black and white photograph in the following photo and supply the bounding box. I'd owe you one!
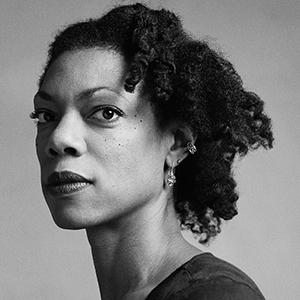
[1,1,299,299]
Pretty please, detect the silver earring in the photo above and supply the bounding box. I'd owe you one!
[167,165,176,187]
[187,142,197,154]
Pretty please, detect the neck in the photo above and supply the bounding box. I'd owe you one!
[86,190,200,300]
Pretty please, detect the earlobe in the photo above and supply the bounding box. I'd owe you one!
[164,127,197,188]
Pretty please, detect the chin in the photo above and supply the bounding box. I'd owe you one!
[50,207,93,230]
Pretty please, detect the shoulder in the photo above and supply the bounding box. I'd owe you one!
[147,253,265,300]
[167,276,265,300]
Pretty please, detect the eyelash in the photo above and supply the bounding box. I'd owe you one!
[29,109,55,127]
[29,105,124,126]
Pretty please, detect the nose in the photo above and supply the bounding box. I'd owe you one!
[45,113,87,158]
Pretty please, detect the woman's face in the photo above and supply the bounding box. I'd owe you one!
[34,48,169,229]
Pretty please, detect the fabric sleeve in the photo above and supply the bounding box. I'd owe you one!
[166,277,265,300]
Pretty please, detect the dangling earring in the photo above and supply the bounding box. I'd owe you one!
[167,164,176,187]
[187,141,197,154]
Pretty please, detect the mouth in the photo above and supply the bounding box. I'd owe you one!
[46,171,93,195]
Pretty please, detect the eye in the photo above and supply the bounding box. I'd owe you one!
[89,105,124,123]
[29,110,56,125]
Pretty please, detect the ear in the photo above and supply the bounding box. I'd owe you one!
[165,125,197,168]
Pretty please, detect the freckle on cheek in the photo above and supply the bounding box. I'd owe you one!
[139,119,143,123]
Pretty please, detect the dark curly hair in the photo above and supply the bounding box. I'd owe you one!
[39,3,273,243]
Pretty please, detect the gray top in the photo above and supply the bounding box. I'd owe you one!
[146,252,265,300]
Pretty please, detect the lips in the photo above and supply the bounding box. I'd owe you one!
[46,171,93,195]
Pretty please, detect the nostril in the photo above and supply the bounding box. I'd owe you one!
[47,146,78,157]
[49,148,58,156]
[64,147,77,156]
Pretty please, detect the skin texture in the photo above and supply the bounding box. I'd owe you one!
[35,48,172,228]
[36,3,273,244]
[34,48,201,299]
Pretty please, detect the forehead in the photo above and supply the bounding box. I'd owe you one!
[40,48,127,95]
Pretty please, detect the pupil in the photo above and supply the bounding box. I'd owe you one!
[103,109,114,119]
[44,113,52,121]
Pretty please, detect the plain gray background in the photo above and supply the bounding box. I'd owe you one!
[1,0,299,299]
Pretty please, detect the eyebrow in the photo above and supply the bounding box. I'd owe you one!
[34,86,123,103]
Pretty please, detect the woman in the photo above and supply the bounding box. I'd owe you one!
[30,3,273,299]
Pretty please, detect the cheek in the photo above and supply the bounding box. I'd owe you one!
[35,133,45,164]
[35,129,52,162]
[90,123,164,190]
